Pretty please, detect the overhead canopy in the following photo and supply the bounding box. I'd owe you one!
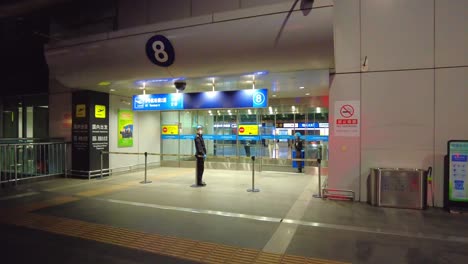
[46,5,334,95]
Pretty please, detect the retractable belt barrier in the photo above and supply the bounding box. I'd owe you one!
[100,152,323,197]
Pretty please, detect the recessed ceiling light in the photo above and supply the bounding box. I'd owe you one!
[272,94,277,97]
[305,93,310,96]
[299,86,305,89]
[98,81,111,86]
[110,89,115,92]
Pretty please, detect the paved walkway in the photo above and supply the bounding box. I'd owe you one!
[1,168,467,263]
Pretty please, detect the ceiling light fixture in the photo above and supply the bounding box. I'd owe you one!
[98,81,111,86]
[299,86,305,89]
[272,94,277,97]
[110,88,115,92]
[305,93,310,96]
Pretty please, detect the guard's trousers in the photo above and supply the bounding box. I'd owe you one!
[196,157,204,184]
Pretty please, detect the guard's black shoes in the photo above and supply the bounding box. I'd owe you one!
[197,182,206,186]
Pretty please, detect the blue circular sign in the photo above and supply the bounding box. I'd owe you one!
[145,35,175,67]
[253,91,266,106]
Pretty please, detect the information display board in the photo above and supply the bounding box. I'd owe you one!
[448,140,468,203]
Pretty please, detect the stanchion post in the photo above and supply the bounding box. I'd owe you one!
[247,156,260,192]
[100,151,104,179]
[14,145,18,186]
[64,144,68,178]
[313,158,322,198]
[140,152,152,184]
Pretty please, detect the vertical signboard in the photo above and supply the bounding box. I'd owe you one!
[448,141,468,203]
[334,101,360,137]
[118,110,134,148]
[72,91,109,175]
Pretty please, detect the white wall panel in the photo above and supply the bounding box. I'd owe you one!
[192,0,240,17]
[435,0,468,67]
[434,67,468,207]
[361,70,435,201]
[328,73,361,200]
[361,0,434,71]
[333,0,360,73]
[361,70,434,150]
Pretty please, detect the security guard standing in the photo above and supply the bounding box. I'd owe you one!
[194,125,207,186]
[294,132,304,173]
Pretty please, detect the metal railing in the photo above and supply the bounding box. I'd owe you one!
[0,142,68,186]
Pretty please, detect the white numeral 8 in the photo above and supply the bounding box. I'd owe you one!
[255,94,263,103]
[152,41,169,63]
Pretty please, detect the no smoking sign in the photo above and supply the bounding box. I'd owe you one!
[340,104,354,118]
[335,101,360,137]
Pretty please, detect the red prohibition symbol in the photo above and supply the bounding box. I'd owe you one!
[340,104,354,118]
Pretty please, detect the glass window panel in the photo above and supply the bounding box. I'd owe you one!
[161,111,179,161]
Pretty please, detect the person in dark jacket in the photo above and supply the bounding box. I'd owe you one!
[194,125,207,186]
[294,132,304,173]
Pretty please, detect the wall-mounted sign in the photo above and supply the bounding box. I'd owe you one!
[145,35,175,67]
[133,89,268,111]
[162,125,179,135]
[118,110,133,148]
[76,104,86,118]
[95,105,106,118]
[238,124,259,135]
[334,100,360,137]
[448,141,468,203]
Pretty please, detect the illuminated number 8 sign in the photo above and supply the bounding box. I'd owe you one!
[252,91,266,107]
[145,35,175,67]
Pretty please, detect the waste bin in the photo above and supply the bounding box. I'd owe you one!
[368,168,427,209]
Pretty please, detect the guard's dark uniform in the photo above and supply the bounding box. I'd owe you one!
[194,133,206,185]
[294,137,304,173]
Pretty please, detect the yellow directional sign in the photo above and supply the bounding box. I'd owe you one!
[162,125,179,135]
[76,104,86,118]
[238,124,259,135]
[95,105,106,118]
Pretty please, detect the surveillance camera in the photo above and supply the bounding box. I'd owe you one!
[174,80,186,91]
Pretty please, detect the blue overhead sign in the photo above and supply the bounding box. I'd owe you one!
[133,93,184,111]
[133,89,268,111]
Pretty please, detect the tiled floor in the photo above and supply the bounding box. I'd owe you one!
[1,167,467,263]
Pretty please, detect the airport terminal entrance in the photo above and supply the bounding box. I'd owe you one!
[160,102,328,174]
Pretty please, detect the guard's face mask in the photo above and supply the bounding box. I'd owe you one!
[198,130,203,135]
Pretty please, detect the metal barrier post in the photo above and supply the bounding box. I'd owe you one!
[100,151,104,179]
[313,158,322,198]
[140,152,152,184]
[14,145,18,186]
[64,144,68,178]
[247,156,260,192]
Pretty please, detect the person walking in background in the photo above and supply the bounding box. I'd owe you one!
[194,125,207,186]
[294,132,304,173]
